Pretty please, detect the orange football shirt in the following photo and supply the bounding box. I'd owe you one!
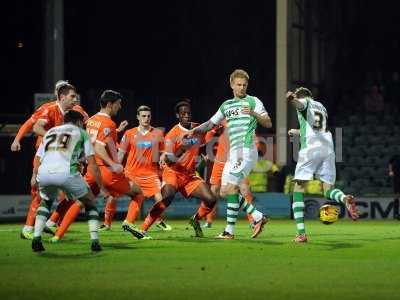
[32,101,88,148]
[86,113,118,167]
[164,123,204,174]
[120,127,164,177]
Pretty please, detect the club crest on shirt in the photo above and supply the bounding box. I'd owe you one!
[103,127,110,136]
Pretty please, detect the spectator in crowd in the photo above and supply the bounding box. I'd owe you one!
[364,85,385,112]
[388,155,400,220]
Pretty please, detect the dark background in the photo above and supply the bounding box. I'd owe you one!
[3,0,276,128]
[4,1,400,123]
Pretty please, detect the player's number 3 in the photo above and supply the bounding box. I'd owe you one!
[313,111,323,130]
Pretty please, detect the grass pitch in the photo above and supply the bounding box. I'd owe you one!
[0,219,399,300]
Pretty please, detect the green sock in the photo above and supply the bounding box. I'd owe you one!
[87,207,100,241]
[292,192,305,235]
[239,196,263,222]
[225,194,239,235]
[34,202,51,238]
[325,188,345,203]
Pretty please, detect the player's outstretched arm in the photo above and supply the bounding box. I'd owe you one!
[11,119,35,152]
[32,119,48,137]
[193,120,216,135]
[288,129,300,136]
[30,155,40,188]
[257,113,272,128]
[31,144,44,187]
[286,91,306,111]
[116,120,129,133]
[117,134,129,164]
[87,155,110,197]
[94,142,123,173]
[242,106,272,128]
[117,149,126,164]
[160,151,176,165]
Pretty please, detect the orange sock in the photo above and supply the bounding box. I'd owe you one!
[141,201,167,232]
[58,200,75,224]
[195,202,213,220]
[25,186,41,226]
[125,194,144,223]
[49,210,60,224]
[55,201,82,238]
[104,200,117,227]
[243,193,254,224]
[206,205,217,223]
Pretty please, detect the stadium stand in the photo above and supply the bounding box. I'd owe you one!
[335,102,399,196]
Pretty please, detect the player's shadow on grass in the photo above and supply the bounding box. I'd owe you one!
[101,242,170,250]
[155,237,219,243]
[234,239,285,246]
[349,236,400,243]
[100,242,137,250]
[311,233,358,237]
[310,240,362,250]
[155,236,284,246]
[37,252,103,259]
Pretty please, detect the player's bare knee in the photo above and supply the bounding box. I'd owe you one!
[128,182,142,196]
[154,193,163,203]
[293,180,306,191]
[77,194,93,207]
[161,184,176,199]
[239,186,250,197]
[211,185,220,196]
[322,182,333,194]
[219,185,229,197]
[225,183,239,195]
[202,193,217,207]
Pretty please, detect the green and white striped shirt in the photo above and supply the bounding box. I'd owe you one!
[210,95,268,151]
[37,123,94,175]
[296,97,333,151]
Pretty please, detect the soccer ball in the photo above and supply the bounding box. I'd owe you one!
[319,204,339,224]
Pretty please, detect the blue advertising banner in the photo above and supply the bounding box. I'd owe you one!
[95,192,291,219]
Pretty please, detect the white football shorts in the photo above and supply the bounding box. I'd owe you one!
[37,172,90,201]
[221,146,258,186]
[294,146,336,185]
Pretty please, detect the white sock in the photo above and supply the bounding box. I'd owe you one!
[87,209,99,241]
[34,215,47,238]
[241,201,263,222]
[225,201,240,235]
[88,220,99,240]
[45,219,56,227]
[23,225,33,233]
[251,210,263,222]
[225,224,235,235]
